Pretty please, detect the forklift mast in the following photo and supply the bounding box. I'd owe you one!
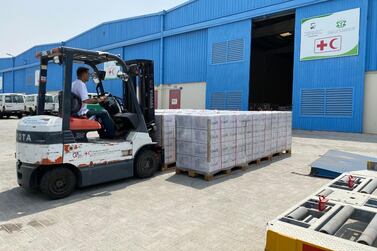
[126,60,155,131]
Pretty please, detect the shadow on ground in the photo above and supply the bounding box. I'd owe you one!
[293,130,377,144]
[0,176,143,223]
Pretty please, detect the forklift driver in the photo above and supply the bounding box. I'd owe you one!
[72,67,116,138]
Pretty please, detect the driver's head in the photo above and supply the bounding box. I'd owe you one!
[77,67,90,83]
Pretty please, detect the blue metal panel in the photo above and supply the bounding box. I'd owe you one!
[206,20,251,111]
[66,15,161,50]
[123,40,161,85]
[367,0,377,71]
[165,0,291,30]
[14,69,26,94]
[3,71,13,93]
[0,58,12,70]
[15,43,60,67]
[293,0,369,133]
[13,63,63,94]
[47,64,64,92]
[163,30,207,84]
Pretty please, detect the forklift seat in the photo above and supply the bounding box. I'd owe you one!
[70,117,102,131]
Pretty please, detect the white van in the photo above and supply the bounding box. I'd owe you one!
[0,93,25,119]
[24,94,54,115]
[52,94,59,114]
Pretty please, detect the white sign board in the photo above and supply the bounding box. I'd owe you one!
[0,76,2,90]
[35,70,40,86]
[104,61,121,80]
[300,8,360,61]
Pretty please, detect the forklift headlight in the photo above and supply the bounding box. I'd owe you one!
[53,56,61,64]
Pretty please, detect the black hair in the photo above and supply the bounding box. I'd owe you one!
[77,67,89,78]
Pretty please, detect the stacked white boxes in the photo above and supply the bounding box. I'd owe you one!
[264,112,273,158]
[271,112,279,154]
[246,113,254,163]
[155,110,292,175]
[286,112,293,150]
[235,113,248,166]
[252,112,266,160]
[220,114,237,169]
[277,112,288,153]
[176,113,222,173]
[155,112,176,165]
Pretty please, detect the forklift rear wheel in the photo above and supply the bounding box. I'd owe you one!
[17,114,22,119]
[134,149,159,179]
[40,167,76,199]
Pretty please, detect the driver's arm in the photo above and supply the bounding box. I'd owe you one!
[83,98,99,104]
[83,95,106,104]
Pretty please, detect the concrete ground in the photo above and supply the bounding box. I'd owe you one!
[1,118,377,251]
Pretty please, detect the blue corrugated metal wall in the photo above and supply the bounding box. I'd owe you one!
[1,0,377,132]
[66,15,161,49]
[14,43,60,67]
[0,58,12,70]
[292,0,369,133]
[123,40,161,83]
[165,0,292,30]
[206,20,251,111]
[3,72,13,93]
[164,30,207,83]
[0,58,12,93]
[367,0,377,71]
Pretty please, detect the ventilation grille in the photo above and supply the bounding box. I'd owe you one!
[212,42,227,64]
[300,88,353,117]
[210,92,226,110]
[300,89,325,116]
[212,39,245,64]
[210,91,242,110]
[226,92,242,110]
[227,39,245,62]
[325,88,353,117]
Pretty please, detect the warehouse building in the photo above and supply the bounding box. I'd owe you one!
[0,0,376,134]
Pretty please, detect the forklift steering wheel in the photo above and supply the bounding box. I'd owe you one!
[100,94,121,115]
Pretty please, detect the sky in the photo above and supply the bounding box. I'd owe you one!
[0,0,187,57]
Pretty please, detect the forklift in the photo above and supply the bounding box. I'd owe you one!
[16,47,161,199]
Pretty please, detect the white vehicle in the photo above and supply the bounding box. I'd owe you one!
[52,94,59,114]
[0,93,25,119]
[16,47,159,199]
[24,94,55,115]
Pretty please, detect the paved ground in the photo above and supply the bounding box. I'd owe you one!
[1,118,377,251]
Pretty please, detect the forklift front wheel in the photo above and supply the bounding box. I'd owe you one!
[40,167,77,200]
[134,149,159,179]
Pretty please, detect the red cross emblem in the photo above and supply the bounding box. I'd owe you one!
[314,36,342,54]
[316,40,328,51]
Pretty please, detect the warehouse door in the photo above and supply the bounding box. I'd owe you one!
[249,13,295,111]
[169,89,181,109]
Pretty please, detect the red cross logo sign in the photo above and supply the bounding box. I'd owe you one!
[314,36,342,54]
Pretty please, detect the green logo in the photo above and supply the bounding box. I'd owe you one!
[336,20,347,28]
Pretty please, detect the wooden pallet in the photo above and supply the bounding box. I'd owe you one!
[176,165,247,181]
[174,149,292,181]
[249,149,292,166]
[161,162,176,172]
